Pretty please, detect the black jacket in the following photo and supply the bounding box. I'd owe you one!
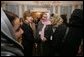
[21,22,35,56]
[51,24,67,49]
[61,9,83,56]
[1,32,24,56]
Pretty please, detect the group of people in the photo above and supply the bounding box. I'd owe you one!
[1,8,83,56]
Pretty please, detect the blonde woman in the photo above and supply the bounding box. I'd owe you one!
[49,15,67,56]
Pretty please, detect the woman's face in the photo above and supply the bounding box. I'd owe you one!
[57,19,63,26]
[42,14,47,20]
[26,17,33,23]
[13,18,24,39]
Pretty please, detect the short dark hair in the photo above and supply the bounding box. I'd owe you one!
[51,13,54,17]
[61,14,67,24]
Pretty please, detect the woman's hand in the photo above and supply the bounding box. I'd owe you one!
[41,37,47,42]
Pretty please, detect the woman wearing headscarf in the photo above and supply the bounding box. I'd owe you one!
[1,8,24,56]
[36,13,52,56]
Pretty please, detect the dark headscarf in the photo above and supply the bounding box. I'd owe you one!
[69,9,83,27]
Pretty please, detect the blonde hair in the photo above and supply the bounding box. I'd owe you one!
[50,15,63,26]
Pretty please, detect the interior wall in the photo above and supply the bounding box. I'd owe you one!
[1,1,83,22]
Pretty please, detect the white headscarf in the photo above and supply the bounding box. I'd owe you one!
[1,8,23,49]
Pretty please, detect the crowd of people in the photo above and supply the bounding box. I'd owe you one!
[1,8,83,56]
